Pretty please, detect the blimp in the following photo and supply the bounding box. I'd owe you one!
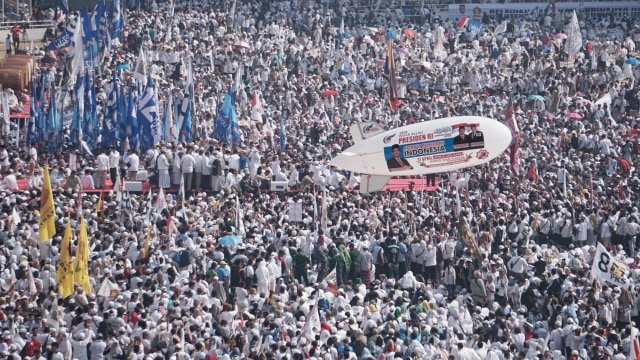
[331,116,513,193]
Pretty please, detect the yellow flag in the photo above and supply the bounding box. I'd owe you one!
[56,218,75,298]
[95,191,103,213]
[39,165,56,242]
[73,216,92,295]
[144,226,151,258]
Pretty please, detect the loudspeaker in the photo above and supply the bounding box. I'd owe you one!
[123,181,143,192]
[270,181,288,192]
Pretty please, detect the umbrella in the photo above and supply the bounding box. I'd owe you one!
[554,33,567,39]
[396,47,409,57]
[321,90,339,97]
[231,255,249,263]
[528,95,545,101]
[116,64,130,71]
[566,112,583,119]
[219,235,243,246]
[575,97,592,106]
[413,60,432,69]
[539,111,554,120]
[625,58,640,66]
[403,28,415,38]
[232,41,251,50]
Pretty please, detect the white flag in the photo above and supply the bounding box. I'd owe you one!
[591,243,631,289]
[565,10,583,56]
[97,278,119,297]
[156,187,168,211]
[493,20,508,35]
[302,298,321,340]
[134,48,148,83]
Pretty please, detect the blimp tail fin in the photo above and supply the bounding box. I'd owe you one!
[349,122,385,144]
[359,175,391,194]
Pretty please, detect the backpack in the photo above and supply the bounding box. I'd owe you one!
[387,245,399,264]
[177,250,192,268]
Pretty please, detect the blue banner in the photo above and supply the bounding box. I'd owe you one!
[178,100,192,143]
[46,17,80,51]
[126,88,139,151]
[137,77,158,154]
[212,88,240,146]
[467,19,484,36]
[83,72,98,152]
[101,73,118,147]
[109,0,123,40]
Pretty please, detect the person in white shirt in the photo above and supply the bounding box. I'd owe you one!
[194,148,205,190]
[28,167,43,190]
[95,149,110,189]
[156,150,171,189]
[1,169,18,191]
[80,168,95,190]
[0,144,10,173]
[126,149,140,180]
[180,148,196,195]
[109,147,120,184]
[201,150,213,191]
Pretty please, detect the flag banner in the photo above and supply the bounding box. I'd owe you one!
[503,98,520,175]
[591,243,631,289]
[493,20,508,35]
[39,165,56,242]
[47,16,80,51]
[301,298,321,340]
[565,10,583,56]
[126,88,139,150]
[466,19,484,36]
[73,216,92,295]
[97,278,119,298]
[83,72,98,152]
[138,77,158,153]
[213,88,241,145]
[56,218,74,298]
[383,40,399,111]
[102,73,118,147]
[109,0,123,40]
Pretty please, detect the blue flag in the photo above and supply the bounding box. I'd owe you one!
[212,88,239,146]
[83,72,98,152]
[466,19,484,36]
[101,73,118,147]
[60,0,69,14]
[280,111,286,152]
[27,85,39,145]
[46,90,61,154]
[178,100,192,143]
[109,0,123,40]
[47,16,81,51]
[137,77,158,154]
[70,74,84,145]
[93,0,108,51]
[126,88,139,151]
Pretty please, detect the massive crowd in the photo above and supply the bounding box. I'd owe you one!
[0,0,640,359]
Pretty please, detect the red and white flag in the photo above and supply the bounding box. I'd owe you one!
[251,91,264,124]
[458,16,469,28]
[503,98,521,175]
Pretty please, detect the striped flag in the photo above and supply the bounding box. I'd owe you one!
[503,98,520,175]
[383,40,399,111]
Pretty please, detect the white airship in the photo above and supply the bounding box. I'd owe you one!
[331,116,513,193]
